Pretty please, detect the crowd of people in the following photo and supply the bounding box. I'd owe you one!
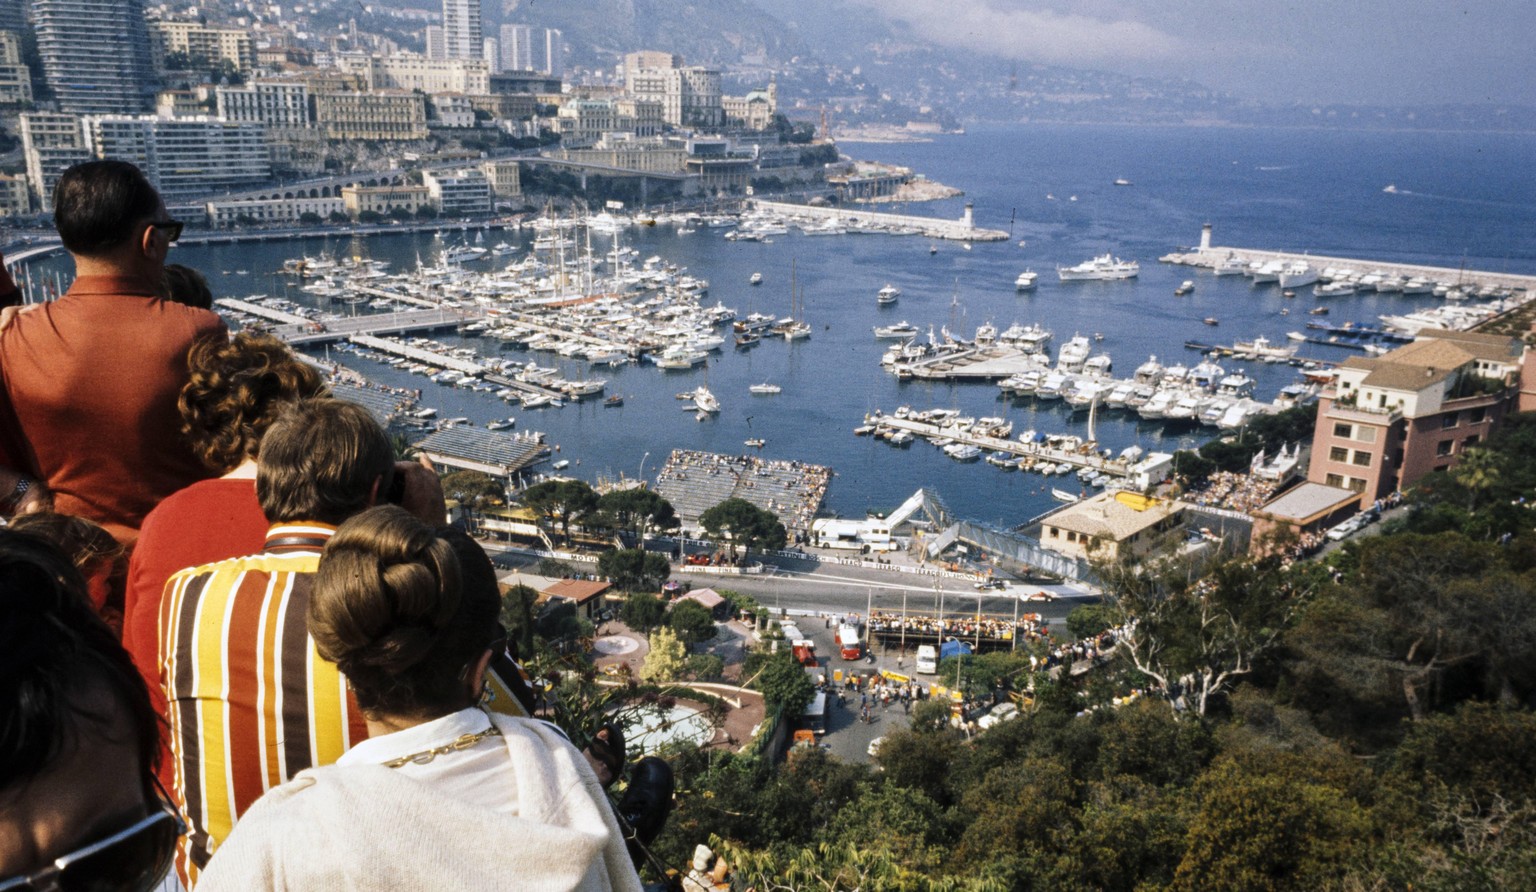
[653,449,832,538]
[1186,469,1280,513]
[0,161,664,891]
[867,609,1049,643]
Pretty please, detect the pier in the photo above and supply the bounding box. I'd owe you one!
[750,199,1010,242]
[275,307,484,345]
[1163,241,1536,294]
[897,346,1048,380]
[862,414,1133,479]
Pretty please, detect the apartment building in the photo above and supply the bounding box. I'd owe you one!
[152,20,256,73]
[423,168,492,215]
[479,159,522,199]
[1038,491,1187,563]
[313,91,428,141]
[0,30,32,105]
[1306,329,1525,499]
[439,0,481,60]
[83,115,272,199]
[33,0,156,114]
[19,112,91,210]
[342,183,430,217]
[334,53,490,95]
[217,81,312,127]
[206,195,344,227]
[0,173,29,215]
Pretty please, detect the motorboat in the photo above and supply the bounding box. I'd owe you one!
[943,443,983,462]
[1014,270,1038,291]
[1051,488,1080,503]
[1057,254,1139,281]
[486,417,517,430]
[749,382,781,395]
[749,272,763,285]
[1314,281,1357,298]
[603,395,623,407]
[1278,262,1320,288]
[744,438,766,448]
[1175,280,1194,296]
[1213,256,1247,276]
[873,321,920,339]
[877,284,900,305]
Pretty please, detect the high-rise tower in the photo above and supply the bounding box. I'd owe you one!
[33,0,156,114]
[441,0,481,60]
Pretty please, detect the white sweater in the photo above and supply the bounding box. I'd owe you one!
[197,712,645,892]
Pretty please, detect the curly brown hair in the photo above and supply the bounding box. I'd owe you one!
[179,332,329,474]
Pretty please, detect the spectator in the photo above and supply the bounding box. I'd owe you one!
[6,512,125,625]
[197,506,642,891]
[0,160,226,543]
[122,332,327,792]
[0,529,180,890]
[161,263,213,310]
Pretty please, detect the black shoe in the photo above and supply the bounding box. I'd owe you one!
[617,756,674,864]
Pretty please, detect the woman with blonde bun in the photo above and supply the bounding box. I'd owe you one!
[198,506,643,892]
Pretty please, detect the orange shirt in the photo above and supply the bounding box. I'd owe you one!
[0,274,226,541]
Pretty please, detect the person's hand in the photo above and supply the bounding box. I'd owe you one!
[392,455,447,525]
[0,303,39,333]
[582,724,624,789]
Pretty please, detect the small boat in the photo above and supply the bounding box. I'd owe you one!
[1282,289,1296,299]
[551,459,570,471]
[749,272,762,285]
[603,395,624,407]
[734,332,760,348]
[888,430,914,447]
[873,321,920,339]
[1113,178,1131,186]
[1014,270,1038,291]
[1175,280,1194,296]
[854,424,876,436]
[1286,331,1308,341]
[749,382,781,395]
[1051,488,1081,503]
[1203,317,1219,326]
[943,443,982,462]
[877,284,900,305]
[1308,306,1331,316]
[929,244,938,255]
[744,438,765,449]
[486,417,517,431]
[692,387,720,414]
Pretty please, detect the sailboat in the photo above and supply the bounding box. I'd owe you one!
[772,259,811,341]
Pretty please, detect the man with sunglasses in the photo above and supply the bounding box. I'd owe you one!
[0,160,225,546]
[0,529,180,891]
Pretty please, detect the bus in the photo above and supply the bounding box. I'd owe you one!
[801,691,827,736]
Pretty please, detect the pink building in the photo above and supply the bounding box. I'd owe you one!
[1306,328,1525,501]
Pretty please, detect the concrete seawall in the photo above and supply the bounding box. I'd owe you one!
[751,199,1010,242]
[1164,245,1536,293]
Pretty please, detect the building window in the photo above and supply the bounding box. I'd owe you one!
[1357,426,1377,444]
[1347,478,1366,494]
[1325,473,1345,488]
[1333,422,1352,438]
[1469,407,1487,424]
[1463,435,1479,448]
[1436,440,1453,457]
[1329,446,1349,462]
[1352,451,1372,467]
[1441,413,1458,429]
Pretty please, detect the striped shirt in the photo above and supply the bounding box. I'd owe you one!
[159,523,531,887]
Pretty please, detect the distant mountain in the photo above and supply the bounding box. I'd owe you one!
[496,0,806,68]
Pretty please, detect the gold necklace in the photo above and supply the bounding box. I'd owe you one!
[381,721,502,769]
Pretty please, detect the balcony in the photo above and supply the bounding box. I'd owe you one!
[1325,394,1403,425]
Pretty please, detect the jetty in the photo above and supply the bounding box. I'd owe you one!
[862,413,1136,480]
[265,306,484,346]
[896,346,1047,380]
[750,199,1009,242]
[1163,225,1536,294]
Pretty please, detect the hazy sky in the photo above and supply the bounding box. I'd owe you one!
[848,0,1533,106]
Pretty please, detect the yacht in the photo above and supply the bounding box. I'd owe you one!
[1278,262,1320,288]
[943,443,983,462]
[1105,381,1138,408]
[1057,254,1139,281]
[1175,280,1195,296]
[873,320,920,339]
[1249,260,1285,284]
[1214,256,1247,276]
[749,382,782,395]
[442,245,487,264]
[1133,355,1165,385]
[1056,334,1092,372]
[692,387,720,414]
[1139,389,1179,420]
[749,272,763,285]
[1314,281,1357,298]
[877,284,900,305]
[1014,270,1038,291]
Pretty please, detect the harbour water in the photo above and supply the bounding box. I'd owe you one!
[26,124,1536,526]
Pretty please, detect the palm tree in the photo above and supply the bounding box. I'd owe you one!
[1452,447,1503,513]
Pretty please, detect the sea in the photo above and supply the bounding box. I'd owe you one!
[30,124,1536,527]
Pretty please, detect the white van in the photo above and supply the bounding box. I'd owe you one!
[915,645,938,674]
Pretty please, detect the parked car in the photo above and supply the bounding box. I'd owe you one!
[1325,515,1365,541]
[977,702,1021,730]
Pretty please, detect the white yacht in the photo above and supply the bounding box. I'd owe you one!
[1057,254,1139,281]
[873,320,920,339]
[749,382,782,395]
[877,283,900,304]
[692,386,721,414]
[1214,256,1247,276]
[749,272,763,285]
[1314,281,1357,298]
[1014,270,1038,291]
[1055,334,1092,372]
[1278,261,1320,288]
[1133,355,1165,385]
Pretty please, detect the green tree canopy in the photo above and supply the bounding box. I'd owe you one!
[668,598,717,646]
[620,592,667,633]
[751,649,815,713]
[597,548,671,591]
[522,479,599,544]
[698,498,786,557]
[641,626,686,682]
[597,488,678,540]
[441,469,503,508]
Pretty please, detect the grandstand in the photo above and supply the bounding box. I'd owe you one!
[651,449,832,539]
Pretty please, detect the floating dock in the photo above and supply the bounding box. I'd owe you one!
[862,413,1133,479]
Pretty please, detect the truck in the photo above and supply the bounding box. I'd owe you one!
[791,639,818,666]
[915,644,938,674]
[837,623,863,660]
[800,690,827,736]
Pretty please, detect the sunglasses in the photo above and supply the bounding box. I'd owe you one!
[148,220,183,244]
[0,800,184,892]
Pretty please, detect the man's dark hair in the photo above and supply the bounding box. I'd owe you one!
[0,530,160,793]
[257,398,395,526]
[53,160,162,257]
